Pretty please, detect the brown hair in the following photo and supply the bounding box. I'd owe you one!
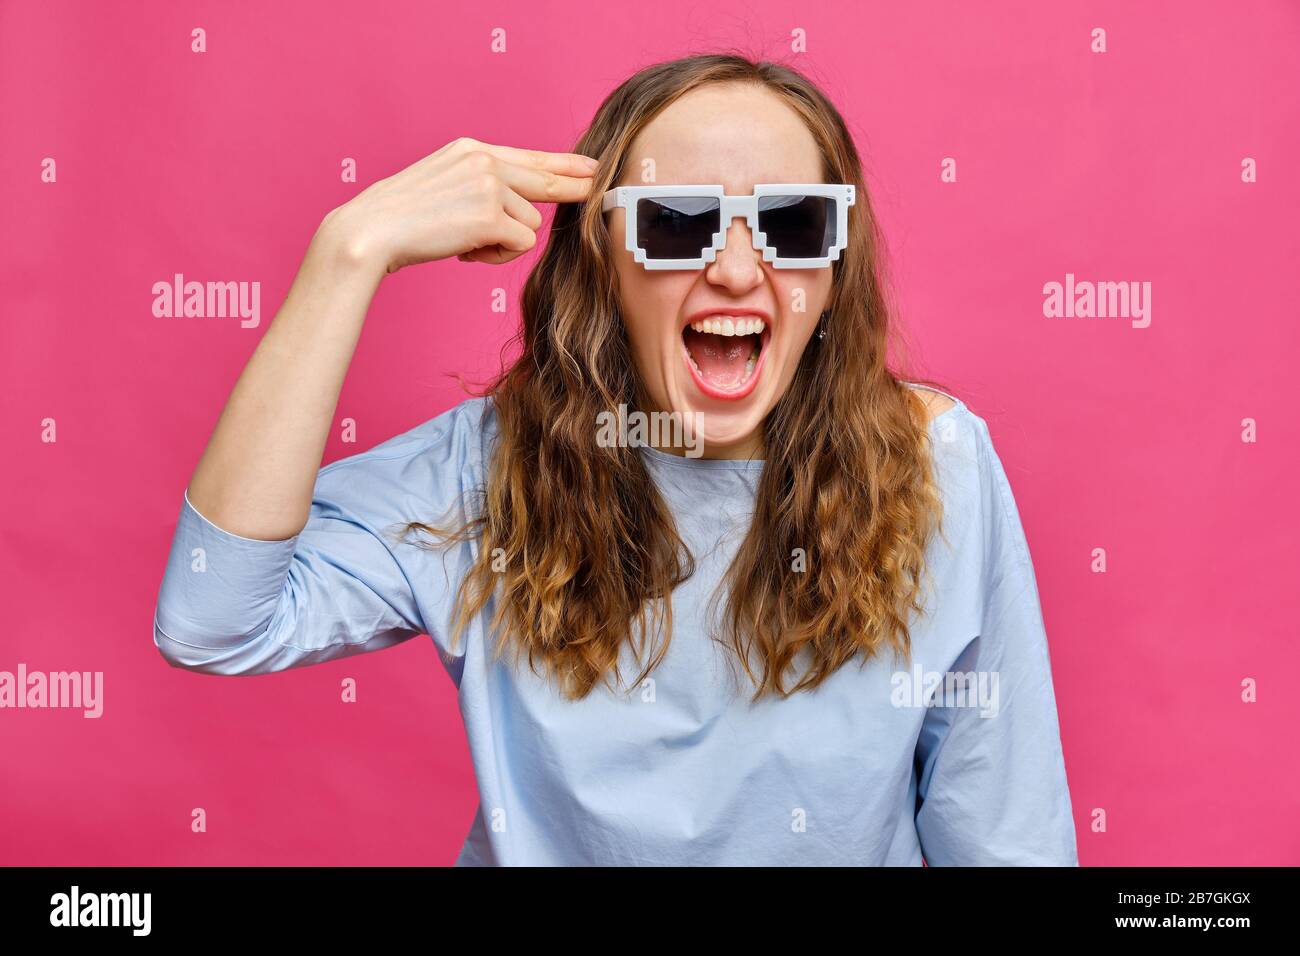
[403,52,952,701]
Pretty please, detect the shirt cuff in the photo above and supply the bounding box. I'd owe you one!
[154,491,302,652]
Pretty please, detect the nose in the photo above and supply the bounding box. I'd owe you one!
[704,215,763,291]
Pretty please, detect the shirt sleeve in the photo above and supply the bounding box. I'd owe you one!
[913,416,1079,865]
[152,399,487,676]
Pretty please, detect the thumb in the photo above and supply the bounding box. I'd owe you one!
[458,245,521,265]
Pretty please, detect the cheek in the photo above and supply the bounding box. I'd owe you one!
[617,270,689,351]
[776,274,832,336]
[616,293,678,395]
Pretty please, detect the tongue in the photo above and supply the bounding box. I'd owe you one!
[683,329,754,388]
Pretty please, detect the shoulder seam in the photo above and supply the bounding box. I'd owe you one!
[975,418,1035,574]
[316,398,488,476]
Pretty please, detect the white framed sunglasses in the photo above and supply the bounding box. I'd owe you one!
[601,183,855,270]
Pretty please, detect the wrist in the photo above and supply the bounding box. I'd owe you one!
[311,206,388,279]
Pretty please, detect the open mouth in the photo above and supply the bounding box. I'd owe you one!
[681,316,770,401]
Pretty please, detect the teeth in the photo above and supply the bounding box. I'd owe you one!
[688,316,767,336]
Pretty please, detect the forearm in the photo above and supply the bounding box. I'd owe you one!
[185,213,384,540]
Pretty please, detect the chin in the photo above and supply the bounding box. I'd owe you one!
[673,390,767,446]
[651,372,770,458]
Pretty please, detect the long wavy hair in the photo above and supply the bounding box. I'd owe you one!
[401,52,952,702]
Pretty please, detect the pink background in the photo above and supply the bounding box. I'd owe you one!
[2,0,1297,865]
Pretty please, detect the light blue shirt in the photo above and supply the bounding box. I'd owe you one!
[153,386,1078,865]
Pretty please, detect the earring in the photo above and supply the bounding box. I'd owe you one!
[817,310,828,340]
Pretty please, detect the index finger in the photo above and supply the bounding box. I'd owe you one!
[468,141,601,179]
[493,159,599,205]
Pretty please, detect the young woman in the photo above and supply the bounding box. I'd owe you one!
[153,54,1078,866]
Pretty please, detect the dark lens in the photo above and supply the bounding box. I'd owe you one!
[758,195,836,258]
[636,196,721,259]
